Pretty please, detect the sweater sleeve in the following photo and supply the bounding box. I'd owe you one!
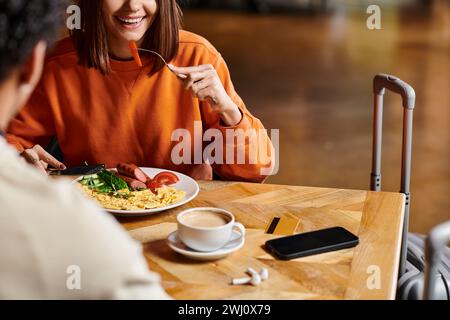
[5,82,56,153]
[200,54,275,183]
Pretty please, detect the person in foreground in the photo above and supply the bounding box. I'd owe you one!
[5,0,274,182]
[0,0,169,299]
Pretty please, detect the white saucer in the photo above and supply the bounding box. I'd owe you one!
[167,230,245,261]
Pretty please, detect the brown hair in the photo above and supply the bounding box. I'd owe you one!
[70,0,182,75]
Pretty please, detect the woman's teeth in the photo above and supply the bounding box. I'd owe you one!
[116,16,145,25]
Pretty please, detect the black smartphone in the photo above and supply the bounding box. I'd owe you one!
[48,164,105,176]
[265,226,359,260]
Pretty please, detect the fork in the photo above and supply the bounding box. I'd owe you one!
[129,42,187,78]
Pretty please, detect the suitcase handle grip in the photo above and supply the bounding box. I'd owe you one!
[373,74,416,109]
[371,74,416,194]
[424,221,450,299]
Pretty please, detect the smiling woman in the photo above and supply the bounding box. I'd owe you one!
[71,0,182,74]
[5,0,274,182]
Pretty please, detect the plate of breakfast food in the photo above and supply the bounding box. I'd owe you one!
[74,163,199,216]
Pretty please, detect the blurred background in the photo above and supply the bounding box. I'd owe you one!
[179,0,449,233]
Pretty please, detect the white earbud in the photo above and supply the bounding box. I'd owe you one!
[247,267,269,281]
[249,273,261,286]
[231,267,269,286]
[231,277,252,285]
[231,274,261,286]
[259,268,269,281]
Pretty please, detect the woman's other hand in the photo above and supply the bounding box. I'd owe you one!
[169,64,243,127]
[21,145,66,174]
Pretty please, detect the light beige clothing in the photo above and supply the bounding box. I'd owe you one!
[0,137,170,299]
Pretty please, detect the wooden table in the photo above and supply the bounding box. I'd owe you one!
[114,180,405,300]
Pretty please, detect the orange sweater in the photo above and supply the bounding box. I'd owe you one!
[6,31,273,182]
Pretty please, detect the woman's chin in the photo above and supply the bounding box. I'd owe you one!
[113,23,148,41]
[117,30,146,43]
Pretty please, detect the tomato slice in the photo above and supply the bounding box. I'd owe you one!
[153,172,179,186]
[146,180,161,194]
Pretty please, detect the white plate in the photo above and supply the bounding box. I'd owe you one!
[74,167,199,216]
[167,230,245,261]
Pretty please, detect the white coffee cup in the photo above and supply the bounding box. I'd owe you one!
[176,207,246,252]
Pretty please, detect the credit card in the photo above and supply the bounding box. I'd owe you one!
[266,216,300,235]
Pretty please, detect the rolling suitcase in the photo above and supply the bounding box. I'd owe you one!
[397,223,450,299]
[371,74,450,300]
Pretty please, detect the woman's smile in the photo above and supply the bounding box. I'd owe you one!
[114,14,148,30]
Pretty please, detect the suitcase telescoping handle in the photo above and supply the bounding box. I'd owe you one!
[424,221,450,300]
[371,74,416,278]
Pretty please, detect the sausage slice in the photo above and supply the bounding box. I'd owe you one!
[116,163,147,183]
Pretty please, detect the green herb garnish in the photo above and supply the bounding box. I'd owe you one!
[97,170,129,191]
[80,170,129,194]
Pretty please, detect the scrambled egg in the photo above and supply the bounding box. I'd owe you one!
[80,185,186,210]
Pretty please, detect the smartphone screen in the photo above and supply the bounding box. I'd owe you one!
[265,226,359,260]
